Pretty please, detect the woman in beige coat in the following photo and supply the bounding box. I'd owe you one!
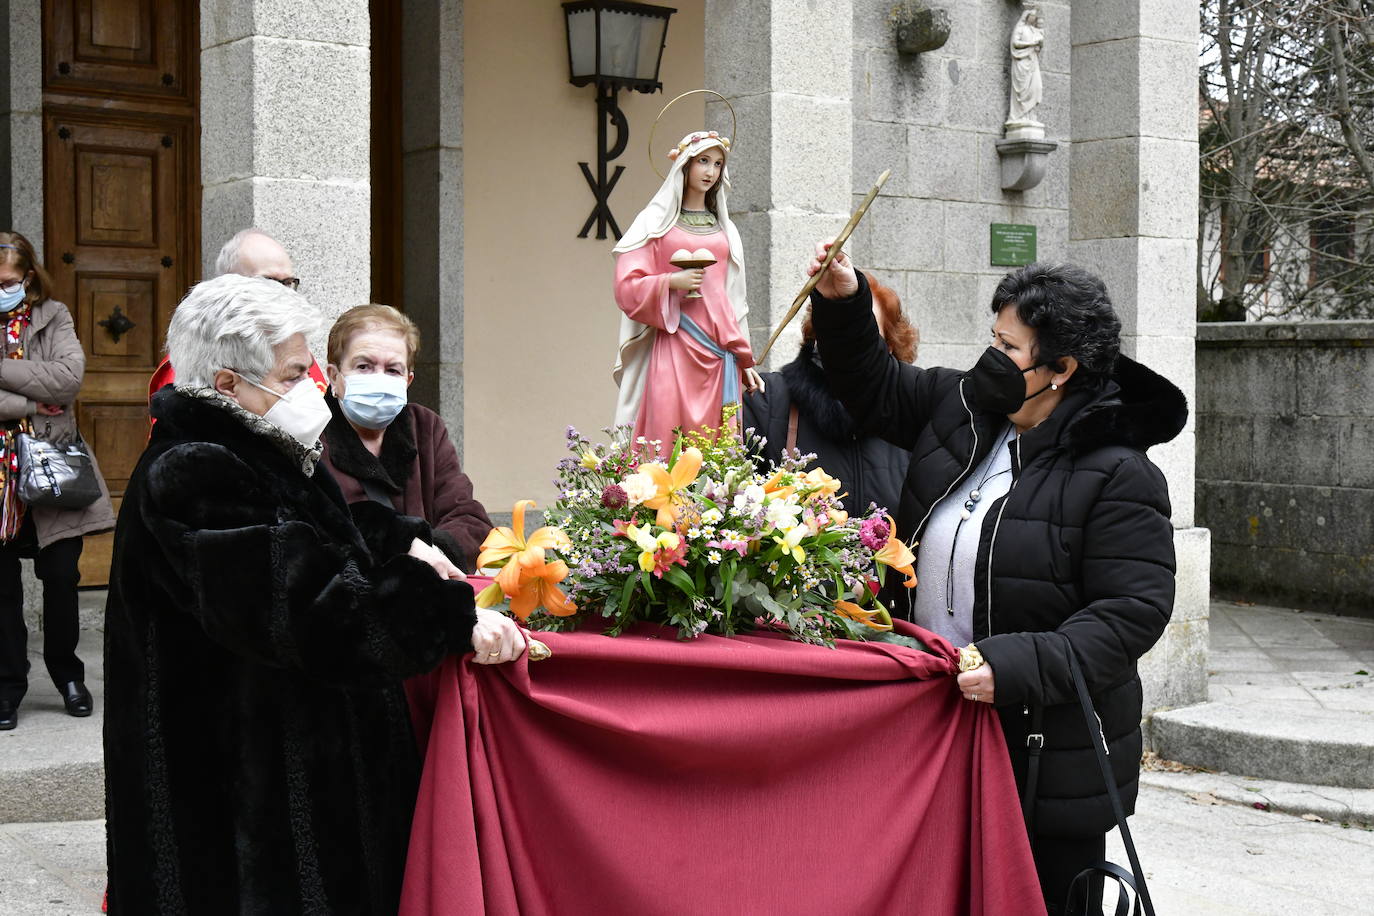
[0,231,115,730]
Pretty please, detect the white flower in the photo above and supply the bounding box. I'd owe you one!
[620,472,657,506]
[764,499,803,532]
[687,527,702,540]
[733,484,765,514]
[701,508,724,525]
[708,550,722,564]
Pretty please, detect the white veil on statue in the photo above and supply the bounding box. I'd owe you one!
[611,132,749,431]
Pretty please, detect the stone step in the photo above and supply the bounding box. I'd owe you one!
[1150,700,1374,790]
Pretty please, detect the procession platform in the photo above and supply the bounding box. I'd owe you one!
[2,598,1373,914]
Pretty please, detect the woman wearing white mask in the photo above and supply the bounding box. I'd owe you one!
[105,275,523,914]
[321,304,492,571]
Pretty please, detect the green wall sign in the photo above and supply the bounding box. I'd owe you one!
[989,223,1037,266]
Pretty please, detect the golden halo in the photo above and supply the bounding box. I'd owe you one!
[648,89,738,180]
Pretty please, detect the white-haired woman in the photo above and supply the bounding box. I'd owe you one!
[102,274,524,914]
[613,130,764,450]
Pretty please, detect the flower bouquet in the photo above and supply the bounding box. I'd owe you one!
[475,416,922,648]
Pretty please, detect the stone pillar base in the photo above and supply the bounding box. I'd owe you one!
[1140,525,1211,721]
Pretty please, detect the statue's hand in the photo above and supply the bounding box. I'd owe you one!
[668,269,705,292]
[807,239,859,300]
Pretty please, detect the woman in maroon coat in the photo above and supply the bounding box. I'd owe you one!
[320,305,491,570]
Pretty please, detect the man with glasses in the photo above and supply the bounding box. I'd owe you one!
[148,229,325,405]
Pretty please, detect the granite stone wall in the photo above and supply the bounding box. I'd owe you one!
[848,0,1070,372]
[1197,321,1374,616]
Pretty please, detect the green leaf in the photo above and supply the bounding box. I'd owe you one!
[639,570,656,600]
[664,565,697,598]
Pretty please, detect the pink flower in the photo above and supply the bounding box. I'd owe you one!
[707,538,748,557]
[859,516,891,552]
[601,484,628,509]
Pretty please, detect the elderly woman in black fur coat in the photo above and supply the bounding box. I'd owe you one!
[103,274,525,914]
[804,245,1186,915]
[742,272,916,517]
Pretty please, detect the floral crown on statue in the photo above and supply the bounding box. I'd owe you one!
[648,89,738,179]
[666,131,731,162]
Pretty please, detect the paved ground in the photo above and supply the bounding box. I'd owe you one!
[4,786,1372,915]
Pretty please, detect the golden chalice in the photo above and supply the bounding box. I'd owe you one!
[669,248,717,299]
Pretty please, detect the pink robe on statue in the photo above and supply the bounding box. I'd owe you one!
[614,224,754,452]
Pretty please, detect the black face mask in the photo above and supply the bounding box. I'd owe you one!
[967,346,1054,414]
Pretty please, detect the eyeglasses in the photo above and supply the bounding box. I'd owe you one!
[0,281,24,295]
[266,276,301,291]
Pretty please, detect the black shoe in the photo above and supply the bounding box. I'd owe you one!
[0,698,16,729]
[61,681,93,717]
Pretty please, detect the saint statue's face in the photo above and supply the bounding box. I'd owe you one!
[684,147,725,197]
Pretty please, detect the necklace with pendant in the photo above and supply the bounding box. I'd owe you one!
[945,424,1015,616]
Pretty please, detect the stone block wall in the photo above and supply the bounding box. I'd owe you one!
[848,0,1070,372]
[1197,322,1374,615]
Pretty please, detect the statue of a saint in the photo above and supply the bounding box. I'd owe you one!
[612,131,762,452]
[1006,7,1045,133]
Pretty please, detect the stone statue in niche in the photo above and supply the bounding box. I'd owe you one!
[1005,5,1045,139]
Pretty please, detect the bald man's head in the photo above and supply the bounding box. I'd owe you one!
[215,229,296,286]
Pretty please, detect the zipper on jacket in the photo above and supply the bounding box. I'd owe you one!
[908,379,980,548]
[983,433,1022,638]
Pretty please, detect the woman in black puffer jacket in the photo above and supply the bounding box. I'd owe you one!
[742,273,916,517]
[805,244,1184,915]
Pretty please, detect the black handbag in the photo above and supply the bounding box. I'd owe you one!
[1023,641,1157,916]
[15,424,102,509]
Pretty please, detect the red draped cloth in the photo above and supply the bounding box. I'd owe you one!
[401,610,1044,916]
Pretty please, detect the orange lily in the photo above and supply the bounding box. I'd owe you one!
[507,554,577,621]
[834,599,893,631]
[763,469,798,501]
[873,515,917,588]
[641,447,703,529]
[476,500,572,597]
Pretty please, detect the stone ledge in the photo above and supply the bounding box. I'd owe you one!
[1151,701,1374,789]
[1198,320,1374,346]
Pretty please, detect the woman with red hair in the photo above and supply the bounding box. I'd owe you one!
[742,272,917,518]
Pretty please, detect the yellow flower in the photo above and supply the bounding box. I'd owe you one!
[579,451,601,470]
[640,447,703,529]
[763,469,798,501]
[772,525,806,564]
[834,599,894,631]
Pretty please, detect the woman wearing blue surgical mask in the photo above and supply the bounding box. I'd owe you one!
[0,230,115,731]
[321,304,492,571]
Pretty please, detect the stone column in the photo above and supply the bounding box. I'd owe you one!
[1069,2,1210,712]
[705,0,854,368]
[200,0,372,346]
[1,0,43,256]
[399,0,465,450]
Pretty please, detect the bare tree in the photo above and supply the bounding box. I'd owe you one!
[1200,0,1374,321]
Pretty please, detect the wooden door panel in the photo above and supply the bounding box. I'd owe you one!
[78,404,146,495]
[77,148,158,247]
[77,274,157,363]
[45,0,191,101]
[44,0,198,588]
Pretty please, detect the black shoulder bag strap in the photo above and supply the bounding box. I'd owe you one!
[1022,703,1045,836]
[1064,646,1156,916]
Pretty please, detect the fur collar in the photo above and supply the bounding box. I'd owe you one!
[1063,355,1189,454]
[171,385,322,476]
[321,395,417,493]
[1014,355,1188,460]
[779,342,857,440]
